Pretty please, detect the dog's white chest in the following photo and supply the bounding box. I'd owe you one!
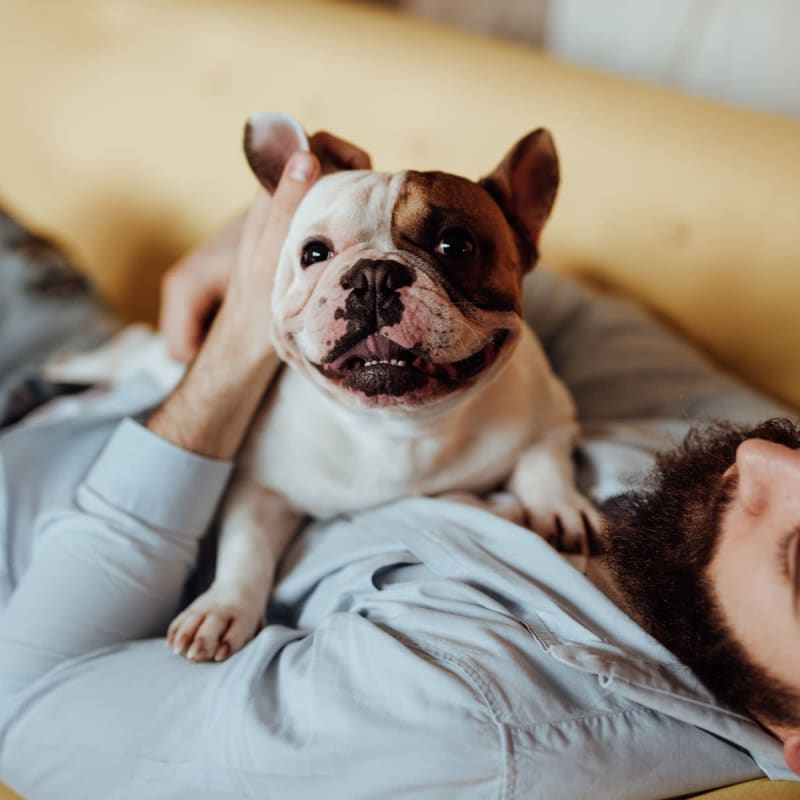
[240,325,573,518]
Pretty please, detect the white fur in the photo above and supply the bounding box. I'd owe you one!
[243,325,572,518]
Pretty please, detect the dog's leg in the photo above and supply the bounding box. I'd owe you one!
[167,479,301,662]
[508,421,606,553]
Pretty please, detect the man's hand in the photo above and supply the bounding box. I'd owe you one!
[148,151,321,460]
[160,132,371,362]
[158,213,242,363]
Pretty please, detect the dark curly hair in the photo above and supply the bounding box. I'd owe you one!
[604,417,800,728]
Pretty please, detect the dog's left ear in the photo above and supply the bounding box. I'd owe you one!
[479,129,559,252]
[244,111,311,194]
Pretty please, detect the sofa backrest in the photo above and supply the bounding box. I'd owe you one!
[1,0,798,409]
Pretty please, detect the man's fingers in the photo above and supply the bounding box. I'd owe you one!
[160,269,199,362]
[160,266,225,362]
[159,213,242,360]
[160,135,355,362]
[309,131,372,171]
[254,151,320,267]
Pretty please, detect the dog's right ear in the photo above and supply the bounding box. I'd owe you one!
[479,129,559,255]
[244,111,310,194]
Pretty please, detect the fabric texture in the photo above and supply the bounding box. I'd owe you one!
[0,206,117,427]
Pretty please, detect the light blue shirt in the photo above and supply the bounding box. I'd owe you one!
[0,270,795,798]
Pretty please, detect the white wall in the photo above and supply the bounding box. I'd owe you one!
[388,0,800,118]
[545,0,800,117]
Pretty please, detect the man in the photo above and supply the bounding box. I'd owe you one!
[0,145,797,799]
[605,417,800,774]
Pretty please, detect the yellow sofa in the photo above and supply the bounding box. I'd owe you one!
[1,1,798,798]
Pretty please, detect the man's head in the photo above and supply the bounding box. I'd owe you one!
[242,112,559,416]
[604,417,800,774]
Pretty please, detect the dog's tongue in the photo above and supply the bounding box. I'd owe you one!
[363,334,400,360]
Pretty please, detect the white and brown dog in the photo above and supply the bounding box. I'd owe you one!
[50,113,602,661]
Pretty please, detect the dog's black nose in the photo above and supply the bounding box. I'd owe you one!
[342,259,413,300]
[340,259,414,332]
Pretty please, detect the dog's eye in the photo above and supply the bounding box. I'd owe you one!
[301,240,334,268]
[434,228,475,258]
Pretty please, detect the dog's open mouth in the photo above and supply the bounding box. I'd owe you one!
[317,330,509,398]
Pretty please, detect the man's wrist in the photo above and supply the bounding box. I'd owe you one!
[195,307,273,378]
[148,303,280,460]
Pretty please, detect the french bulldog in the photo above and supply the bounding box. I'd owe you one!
[49,112,603,662]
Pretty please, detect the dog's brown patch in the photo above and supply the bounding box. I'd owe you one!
[390,171,527,312]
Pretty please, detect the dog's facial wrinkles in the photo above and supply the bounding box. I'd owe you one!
[314,257,421,397]
[310,172,522,404]
[331,258,414,354]
[271,134,557,412]
[276,170,523,410]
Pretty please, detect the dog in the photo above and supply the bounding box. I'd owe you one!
[48,113,602,662]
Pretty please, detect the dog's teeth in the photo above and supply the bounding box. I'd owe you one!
[361,358,408,367]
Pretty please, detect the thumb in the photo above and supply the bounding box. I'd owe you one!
[254,151,321,266]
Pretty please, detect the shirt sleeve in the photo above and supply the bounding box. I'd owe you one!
[0,418,232,699]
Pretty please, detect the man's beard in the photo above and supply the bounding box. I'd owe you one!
[603,417,800,728]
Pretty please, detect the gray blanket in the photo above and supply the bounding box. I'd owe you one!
[0,205,118,426]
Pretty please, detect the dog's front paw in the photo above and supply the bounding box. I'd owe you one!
[167,586,266,663]
[518,487,606,554]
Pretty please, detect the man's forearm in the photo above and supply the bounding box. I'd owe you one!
[148,307,281,460]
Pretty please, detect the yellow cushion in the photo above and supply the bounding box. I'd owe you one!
[1,0,799,409]
[697,780,800,799]
[1,2,799,798]
[1,777,799,800]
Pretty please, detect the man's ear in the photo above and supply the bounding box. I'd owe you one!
[244,111,310,194]
[783,732,800,776]
[479,129,559,257]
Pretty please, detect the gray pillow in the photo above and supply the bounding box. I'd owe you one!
[524,268,795,502]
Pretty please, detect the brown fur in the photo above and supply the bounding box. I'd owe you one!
[390,171,526,312]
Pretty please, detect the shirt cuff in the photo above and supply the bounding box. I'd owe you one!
[82,417,234,534]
